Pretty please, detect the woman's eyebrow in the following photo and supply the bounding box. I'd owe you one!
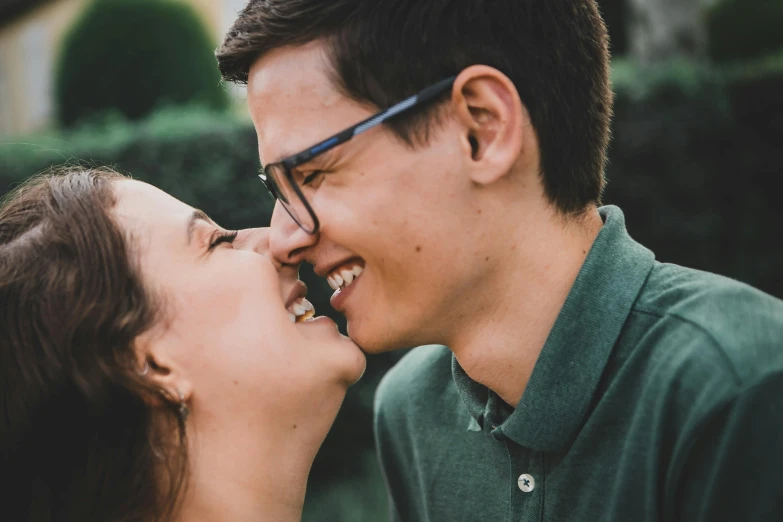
[186,209,214,245]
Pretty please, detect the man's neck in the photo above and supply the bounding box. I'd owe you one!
[449,206,604,407]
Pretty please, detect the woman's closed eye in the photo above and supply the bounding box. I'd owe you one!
[208,230,238,252]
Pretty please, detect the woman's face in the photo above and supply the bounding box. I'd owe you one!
[112,180,365,438]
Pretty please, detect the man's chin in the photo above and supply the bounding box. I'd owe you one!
[346,318,411,355]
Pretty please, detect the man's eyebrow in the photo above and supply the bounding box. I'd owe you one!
[186,209,213,245]
[267,144,338,168]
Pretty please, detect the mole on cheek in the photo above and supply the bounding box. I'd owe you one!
[415,245,422,253]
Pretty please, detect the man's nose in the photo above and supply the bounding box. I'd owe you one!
[269,201,318,266]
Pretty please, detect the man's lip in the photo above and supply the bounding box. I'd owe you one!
[284,280,308,309]
[314,256,365,278]
[329,271,359,312]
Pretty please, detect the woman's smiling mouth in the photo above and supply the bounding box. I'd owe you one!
[285,280,316,322]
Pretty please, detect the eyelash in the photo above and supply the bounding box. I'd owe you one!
[302,170,323,186]
[208,230,238,251]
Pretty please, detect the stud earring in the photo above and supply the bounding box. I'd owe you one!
[177,389,190,422]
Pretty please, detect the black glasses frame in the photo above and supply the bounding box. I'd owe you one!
[260,75,457,234]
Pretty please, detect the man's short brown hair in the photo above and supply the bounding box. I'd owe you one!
[217,0,613,215]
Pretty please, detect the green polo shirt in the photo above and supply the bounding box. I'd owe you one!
[374,205,783,522]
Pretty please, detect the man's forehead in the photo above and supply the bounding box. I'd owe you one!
[248,45,337,106]
[247,44,370,164]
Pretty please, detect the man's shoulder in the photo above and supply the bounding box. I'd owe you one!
[375,344,453,415]
[632,262,783,383]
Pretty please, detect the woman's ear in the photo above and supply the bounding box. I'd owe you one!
[451,65,535,185]
[136,334,193,406]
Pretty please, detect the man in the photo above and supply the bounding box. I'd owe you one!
[217,1,783,520]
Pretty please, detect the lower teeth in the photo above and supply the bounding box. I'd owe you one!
[296,309,315,323]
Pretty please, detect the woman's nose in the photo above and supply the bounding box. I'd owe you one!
[235,227,280,269]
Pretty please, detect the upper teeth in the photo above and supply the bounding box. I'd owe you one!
[327,264,364,292]
[288,297,315,323]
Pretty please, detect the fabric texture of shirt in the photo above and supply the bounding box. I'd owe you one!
[374,205,783,522]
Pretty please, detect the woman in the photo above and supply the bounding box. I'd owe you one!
[0,167,366,522]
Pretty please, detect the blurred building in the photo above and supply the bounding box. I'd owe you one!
[0,0,246,138]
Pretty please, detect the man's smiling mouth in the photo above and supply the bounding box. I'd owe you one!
[326,261,364,293]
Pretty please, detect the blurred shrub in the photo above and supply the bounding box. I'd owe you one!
[55,0,228,127]
[1,108,266,227]
[598,0,630,55]
[708,0,783,62]
[607,55,783,297]
[2,56,783,518]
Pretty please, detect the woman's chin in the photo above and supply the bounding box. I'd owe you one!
[294,315,366,384]
[345,349,367,386]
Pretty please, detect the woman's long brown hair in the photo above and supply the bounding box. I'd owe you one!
[0,167,188,522]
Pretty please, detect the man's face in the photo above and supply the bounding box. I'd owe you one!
[248,42,490,353]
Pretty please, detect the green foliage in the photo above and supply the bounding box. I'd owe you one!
[0,108,266,228]
[302,452,389,522]
[55,0,229,127]
[597,0,630,55]
[708,0,783,62]
[2,57,783,518]
[608,57,783,297]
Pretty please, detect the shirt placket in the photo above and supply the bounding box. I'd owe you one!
[483,391,544,522]
[499,438,543,522]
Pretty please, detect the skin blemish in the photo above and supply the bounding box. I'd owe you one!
[416,246,422,253]
[233,380,239,385]
[477,209,482,215]
[485,256,490,262]
[293,424,297,429]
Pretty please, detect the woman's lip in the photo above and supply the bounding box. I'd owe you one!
[284,280,308,309]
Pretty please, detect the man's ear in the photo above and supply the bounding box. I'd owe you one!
[451,65,533,185]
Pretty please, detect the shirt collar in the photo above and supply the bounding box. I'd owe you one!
[453,206,656,452]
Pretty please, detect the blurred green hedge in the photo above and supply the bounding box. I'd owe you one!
[707,0,783,63]
[2,57,782,520]
[608,54,783,297]
[597,0,629,55]
[56,0,229,127]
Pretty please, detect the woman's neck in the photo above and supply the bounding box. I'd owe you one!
[175,422,322,522]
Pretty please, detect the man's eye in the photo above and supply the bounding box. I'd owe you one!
[302,170,323,186]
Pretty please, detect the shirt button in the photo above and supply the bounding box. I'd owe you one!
[518,474,535,493]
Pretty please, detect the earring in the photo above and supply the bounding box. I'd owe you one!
[177,389,190,422]
[138,361,150,376]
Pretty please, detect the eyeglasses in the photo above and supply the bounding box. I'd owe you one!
[259,75,457,234]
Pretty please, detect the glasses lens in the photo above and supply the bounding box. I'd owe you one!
[265,163,316,233]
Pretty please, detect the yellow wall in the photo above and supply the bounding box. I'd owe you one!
[0,0,244,138]
[0,0,89,136]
